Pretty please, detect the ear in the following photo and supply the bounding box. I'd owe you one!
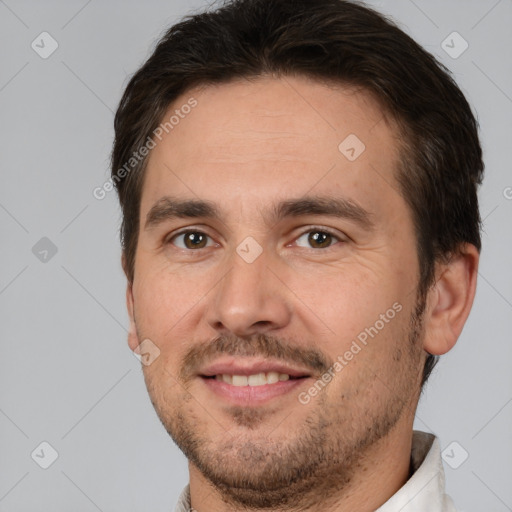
[123,254,140,352]
[422,244,479,356]
[126,282,141,351]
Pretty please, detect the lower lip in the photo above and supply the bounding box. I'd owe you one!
[200,376,309,406]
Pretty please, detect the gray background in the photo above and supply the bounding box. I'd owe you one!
[0,0,511,510]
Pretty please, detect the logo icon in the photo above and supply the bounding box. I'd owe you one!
[31,441,59,469]
[31,32,59,59]
[338,134,366,161]
[442,441,469,469]
[32,237,58,263]
[441,32,469,59]
[133,339,161,366]
[236,237,263,263]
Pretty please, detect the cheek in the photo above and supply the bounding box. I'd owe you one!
[321,307,415,407]
[134,266,201,330]
[133,268,211,373]
[289,262,403,341]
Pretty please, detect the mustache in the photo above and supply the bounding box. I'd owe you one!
[179,333,333,382]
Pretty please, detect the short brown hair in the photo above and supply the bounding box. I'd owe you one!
[111,0,484,386]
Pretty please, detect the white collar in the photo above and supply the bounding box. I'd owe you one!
[376,431,457,511]
[174,430,457,512]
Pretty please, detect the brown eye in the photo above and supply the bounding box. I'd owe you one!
[295,230,341,249]
[308,231,332,248]
[171,231,212,249]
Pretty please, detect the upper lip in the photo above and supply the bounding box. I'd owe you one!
[199,357,312,378]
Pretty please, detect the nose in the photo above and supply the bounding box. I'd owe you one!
[205,249,292,337]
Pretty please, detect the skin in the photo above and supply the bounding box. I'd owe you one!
[125,75,479,511]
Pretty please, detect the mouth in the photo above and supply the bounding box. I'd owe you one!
[202,372,306,386]
[198,358,312,405]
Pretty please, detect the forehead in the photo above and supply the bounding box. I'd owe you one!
[140,75,404,223]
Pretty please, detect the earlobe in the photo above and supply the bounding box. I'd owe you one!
[423,244,479,356]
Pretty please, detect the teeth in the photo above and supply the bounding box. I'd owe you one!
[266,371,280,384]
[248,373,266,386]
[232,375,248,386]
[214,372,292,386]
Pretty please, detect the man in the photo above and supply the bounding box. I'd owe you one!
[111,0,483,510]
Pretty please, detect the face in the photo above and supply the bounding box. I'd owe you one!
[128,76,426,508]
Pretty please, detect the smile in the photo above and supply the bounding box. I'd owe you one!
[211,372,294,386]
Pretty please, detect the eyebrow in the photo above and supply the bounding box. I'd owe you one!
[145,197,219,229]
[272,196,374,230]
[144,195,375,231]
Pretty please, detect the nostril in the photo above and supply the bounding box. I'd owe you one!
[253,320,271,328]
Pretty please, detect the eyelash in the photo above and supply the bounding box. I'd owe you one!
[166,226,345,251]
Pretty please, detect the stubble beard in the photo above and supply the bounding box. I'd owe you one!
[142,299,425,510]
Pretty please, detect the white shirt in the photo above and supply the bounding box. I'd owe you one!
[173,430,457,512]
